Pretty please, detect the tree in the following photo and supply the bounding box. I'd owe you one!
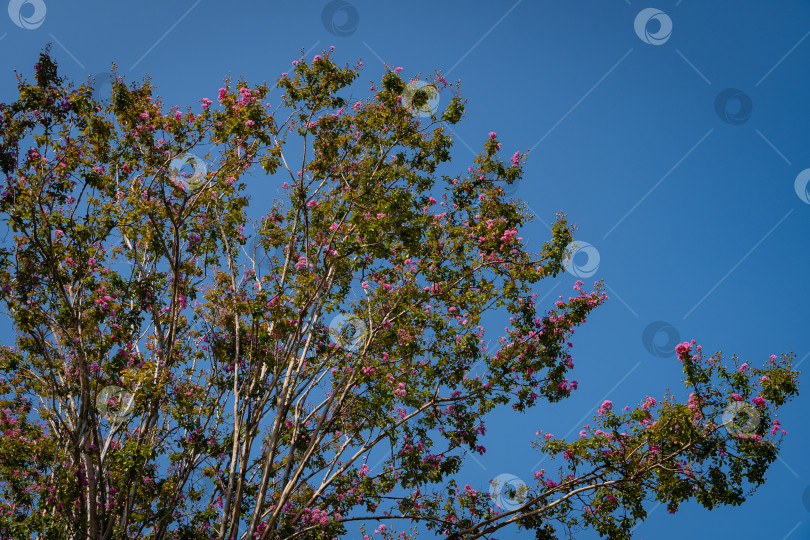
[0,45,800,539]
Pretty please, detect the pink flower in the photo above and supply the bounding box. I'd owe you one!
[313,55,322,61]
[488,132,497,139]
[738,363,748,372]
[597,400,613,415]
[752,396,766,408]
[729,393,743,402]
[395,67,403,72]
[675,341,693,358]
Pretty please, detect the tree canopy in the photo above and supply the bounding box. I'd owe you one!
[0,45,801,539]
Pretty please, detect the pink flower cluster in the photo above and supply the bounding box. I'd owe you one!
[597,400,613,415]
[675,340,695,359]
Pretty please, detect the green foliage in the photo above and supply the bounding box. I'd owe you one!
[0,45,800,540]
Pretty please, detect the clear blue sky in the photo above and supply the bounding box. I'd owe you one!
[2,1,810,539]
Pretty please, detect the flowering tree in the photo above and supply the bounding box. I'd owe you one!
[0,45,800,539]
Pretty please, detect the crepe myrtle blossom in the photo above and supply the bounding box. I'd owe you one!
[675,340,695,358]
[597,400,613,415]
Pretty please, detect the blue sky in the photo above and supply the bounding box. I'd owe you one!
[2,1,810,538]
